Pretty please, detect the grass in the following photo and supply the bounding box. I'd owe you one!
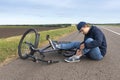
[95,24,120,27]
[0,26,76,64]
[0,36,20,63]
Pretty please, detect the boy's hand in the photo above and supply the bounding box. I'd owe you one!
[80,43,85,50]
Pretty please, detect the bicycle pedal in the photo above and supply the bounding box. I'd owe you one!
[47,60,59,64]
[36,60,39,63]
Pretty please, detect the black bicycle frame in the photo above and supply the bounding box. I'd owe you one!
[25,41,59,64]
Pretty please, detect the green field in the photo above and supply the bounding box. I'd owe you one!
[0,26,76,64]
[0,24,71,28]
[95,24,120,27]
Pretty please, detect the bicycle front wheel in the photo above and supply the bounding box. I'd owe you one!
[18,29,39,59]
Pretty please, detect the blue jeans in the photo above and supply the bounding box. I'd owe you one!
[58,38,103,60]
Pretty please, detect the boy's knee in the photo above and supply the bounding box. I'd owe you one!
[85,38,94,43]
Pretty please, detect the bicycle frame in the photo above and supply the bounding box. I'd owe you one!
[25,41,59,64]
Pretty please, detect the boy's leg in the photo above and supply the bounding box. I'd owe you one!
[85,47,103,60]
[57,42,80,50]
[64,38,103,63]
[83,38,103,60]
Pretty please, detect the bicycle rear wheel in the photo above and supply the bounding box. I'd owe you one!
[18,29,39,59]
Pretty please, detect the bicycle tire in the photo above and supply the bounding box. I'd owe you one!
[18,28,39,59]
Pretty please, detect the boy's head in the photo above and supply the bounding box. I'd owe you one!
[77,21,91,35]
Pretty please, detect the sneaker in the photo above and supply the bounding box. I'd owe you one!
[64,55,80,63]
[49,40,59,49]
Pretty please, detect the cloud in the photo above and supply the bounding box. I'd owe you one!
[28,0,76,8]
[102,0,120,10]
[0,0,120,24]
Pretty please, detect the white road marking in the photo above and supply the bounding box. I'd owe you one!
[102,27,120,36]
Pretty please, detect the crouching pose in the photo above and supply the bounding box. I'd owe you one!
[53,21,107,63]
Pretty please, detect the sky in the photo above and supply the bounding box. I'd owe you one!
[0,0,120,24]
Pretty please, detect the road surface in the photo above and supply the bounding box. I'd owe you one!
[0,26,120,80]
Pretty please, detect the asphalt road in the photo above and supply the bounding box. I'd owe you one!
[0,26,120,80]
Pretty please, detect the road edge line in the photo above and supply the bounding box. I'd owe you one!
[102,27,120,36]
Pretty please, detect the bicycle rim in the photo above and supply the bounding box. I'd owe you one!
[18,29,39,59]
